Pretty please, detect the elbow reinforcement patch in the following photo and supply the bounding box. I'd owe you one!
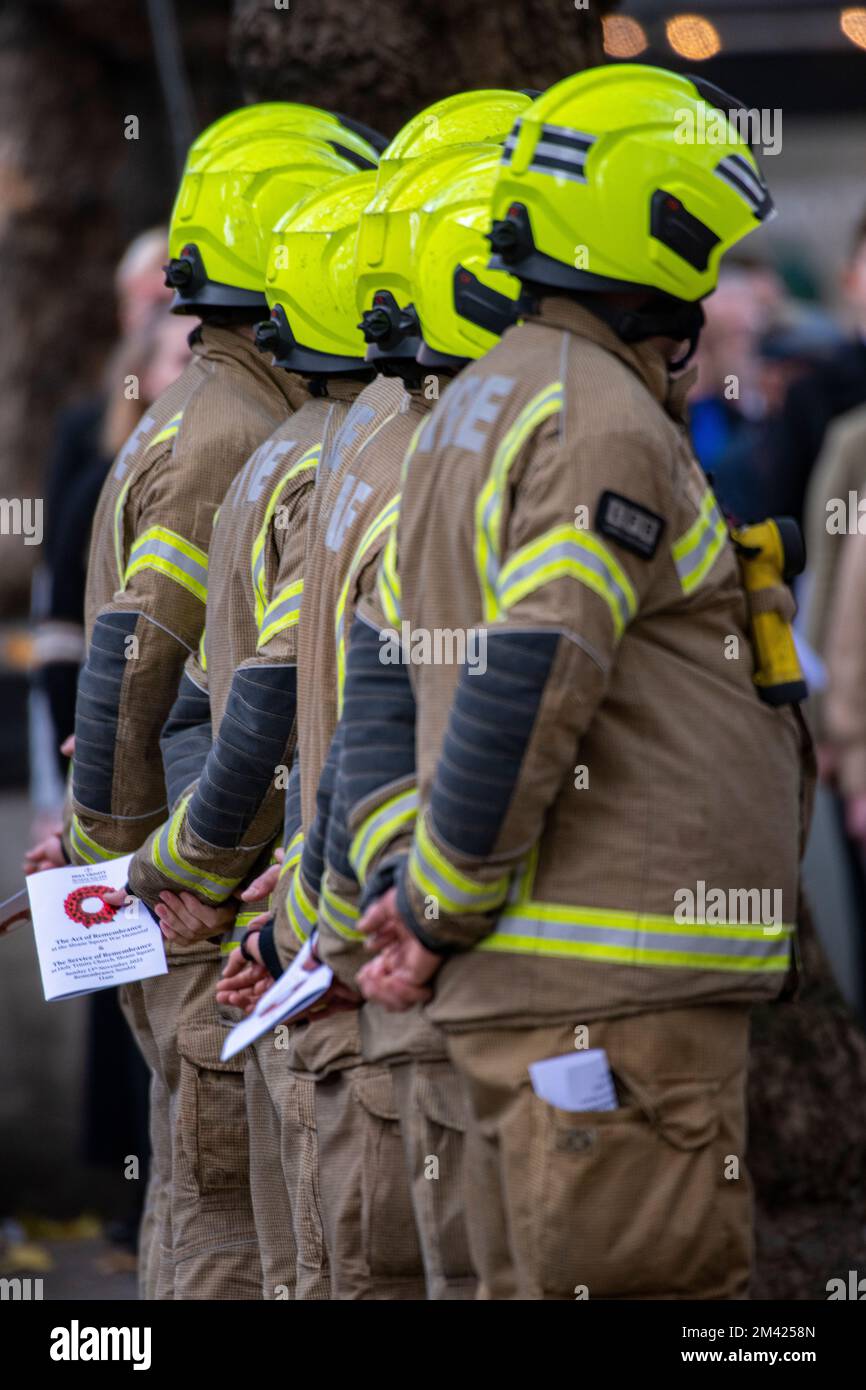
[301,722,343,894]
[339,616,416,808]
[160,672,213,809]
[188,663,297,849]
[281,751,302,851]
[430,629,558,858]
[73,611,140,814]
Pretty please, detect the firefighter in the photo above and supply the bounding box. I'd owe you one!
[353,66,812,1299]
[218,92,534,1300]
[66,107,371,1300]
[317,145,527,1300]
[124,168,382,1299]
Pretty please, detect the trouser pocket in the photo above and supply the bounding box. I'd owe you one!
[352,1067,424,1282]
[176,1021,250,1201]
[409,1061,475,1288]
[510,1067,748,1299]
[288,1075,327,1280]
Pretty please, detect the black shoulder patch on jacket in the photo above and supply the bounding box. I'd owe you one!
[595,490,665,560]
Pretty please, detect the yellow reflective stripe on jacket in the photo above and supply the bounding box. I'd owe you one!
[258,578,304,647]
[335,494,400,715]
[221,908,262,954]
[506,843,539,906]
[70,815,116,864]
[150,796,238,903]
[672,488,728,595]
[113,476,133,586]
[146,411,183,451]
[350,785,418,884]
[198,625,207,673]
[497,524,637,638]
[409,815,510,916]
[285,867,318,945]
[282,828,304,878]
[475,382,564,622]
[478,900,792,971]
[275,830,303,897]
[251,443,321,630]
[320,881,362,942]
[377,524,402,626]
[125,527,208,604]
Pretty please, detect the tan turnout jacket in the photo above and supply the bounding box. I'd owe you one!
[344,298,810,1031]
[69,326,305,956]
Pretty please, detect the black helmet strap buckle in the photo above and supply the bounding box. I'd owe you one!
[255,303,372,378]
[359,290,421,354]
[164,243,207,295]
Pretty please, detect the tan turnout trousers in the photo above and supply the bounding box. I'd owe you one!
[312,1055,427,1300]
[446,1004,753,1301]
[244,1034,330,1299]
[121,962,261,1300]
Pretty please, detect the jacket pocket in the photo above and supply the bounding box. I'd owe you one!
[177,1021,249,1199]
[517,1068,738,1299]
[353,1068,421,1280]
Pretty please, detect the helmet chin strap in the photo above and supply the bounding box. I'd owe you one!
[577,294,706,371]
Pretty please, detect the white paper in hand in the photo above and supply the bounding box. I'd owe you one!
[529,1049,619,1112]
[25,854,167,1001]
[221,935,334,1061]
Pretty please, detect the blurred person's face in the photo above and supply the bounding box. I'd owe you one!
[693,272,771,399]
[758,358,813,416]
[119,262,173,336]
[140,314,194,403]
[843,239,866,334]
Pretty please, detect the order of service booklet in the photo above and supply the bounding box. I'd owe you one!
[24,854,167,1001]
[221,936,333,1061]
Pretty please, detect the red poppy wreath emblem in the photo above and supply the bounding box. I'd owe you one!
[63,884,119,928]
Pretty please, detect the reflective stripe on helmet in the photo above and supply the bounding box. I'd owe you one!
[502,122,597,184]
[124,526,208,604]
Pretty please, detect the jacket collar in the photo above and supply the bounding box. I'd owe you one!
[404,373,450,416]
[529,296,696,425]
[317,376,369,404]
[194,323,312,411]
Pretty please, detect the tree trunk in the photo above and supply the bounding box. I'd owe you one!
[0,0,236,614]
[230,0,615,137]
